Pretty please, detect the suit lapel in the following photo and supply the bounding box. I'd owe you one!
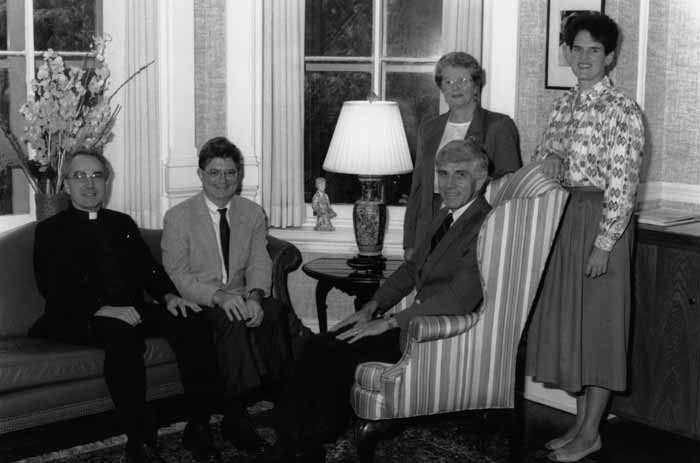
[465,105,485,144]
[424,113,449,172]
[418,196,488,282]
[195,192,226,282]
[225,196,249,284]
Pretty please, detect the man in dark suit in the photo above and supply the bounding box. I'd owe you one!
[261,138,492,462]
[161,137,300,454]
[30,150,222,463]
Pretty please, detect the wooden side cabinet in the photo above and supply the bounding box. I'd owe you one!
[611,223,700,440]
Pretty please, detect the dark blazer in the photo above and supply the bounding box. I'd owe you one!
[403,106,521,249]
[375,195,491,343]
[31,206,176,338]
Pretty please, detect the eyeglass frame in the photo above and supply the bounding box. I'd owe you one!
[203,168,239,180]
[67,171,107,182]
[441,76,474,88]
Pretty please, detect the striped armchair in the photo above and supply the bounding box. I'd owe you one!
[350,162,569,461]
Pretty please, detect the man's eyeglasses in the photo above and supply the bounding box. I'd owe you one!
[69,171,106,181]
[205,169,238,180]
[442,77,472,87]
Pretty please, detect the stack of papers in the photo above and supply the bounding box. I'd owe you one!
[637,207,700,226]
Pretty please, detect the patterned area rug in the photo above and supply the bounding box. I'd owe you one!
[12,402,549,463]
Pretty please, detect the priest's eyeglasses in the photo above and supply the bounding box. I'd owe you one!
[69,171,106,182]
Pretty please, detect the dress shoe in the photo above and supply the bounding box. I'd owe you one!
[183,422,222,462]
[222,415,266,453]
[122,443,166,463]
[547,435,602,462]
[545,435,574,450]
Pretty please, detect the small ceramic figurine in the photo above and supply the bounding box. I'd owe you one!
[312,177,337,231]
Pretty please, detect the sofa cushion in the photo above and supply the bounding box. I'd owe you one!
[0,336,176,394]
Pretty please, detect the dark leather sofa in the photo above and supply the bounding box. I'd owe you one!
[0,222,302,435]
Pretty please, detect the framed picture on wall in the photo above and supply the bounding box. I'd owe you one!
[545,0,605,89]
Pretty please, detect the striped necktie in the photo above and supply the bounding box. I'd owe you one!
[430,212,453,253]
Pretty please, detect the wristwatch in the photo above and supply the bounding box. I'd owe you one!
[247,288,265,301]
[386,316,399,329]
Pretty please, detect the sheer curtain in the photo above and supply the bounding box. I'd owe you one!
[121,0,161,228]
[442,0,483,59]
[261,0,305,228]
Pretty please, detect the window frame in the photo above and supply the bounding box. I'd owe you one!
[303,0,442,209]
[0,0,103,233]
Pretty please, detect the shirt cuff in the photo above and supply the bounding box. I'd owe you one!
[594,234,615,252]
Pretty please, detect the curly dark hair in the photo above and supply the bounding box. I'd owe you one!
[564,11,619,55]
[198,136,243,171]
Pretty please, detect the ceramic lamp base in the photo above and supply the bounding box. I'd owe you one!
[351,176,387,270]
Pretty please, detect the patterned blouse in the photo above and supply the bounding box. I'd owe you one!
[533,76,645,251]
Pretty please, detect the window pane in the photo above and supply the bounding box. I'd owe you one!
[0,58,30,216]
[385,71,440,205]
[34,0,99,51]
[386,0,442,57]
[0,0,27,51]
[304,70,371,204]
[306,0,372,57]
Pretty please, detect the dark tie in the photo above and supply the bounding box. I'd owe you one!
[430,212,453,253]
[218,208,230,275]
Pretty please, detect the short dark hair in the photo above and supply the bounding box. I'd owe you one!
[434,52,485,91]
[198,137,243,171]
[435,139,489,180]
[62,149,111,180]
[564,11,619,55]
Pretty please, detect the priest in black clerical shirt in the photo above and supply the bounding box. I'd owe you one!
[29,150,223,463]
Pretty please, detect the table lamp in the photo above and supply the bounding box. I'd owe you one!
[323,100,413,270]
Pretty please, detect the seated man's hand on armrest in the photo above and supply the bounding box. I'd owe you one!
[330,300,378,335]
[164,293,202,318]
[94,306,142,326]
[335,316,398,344]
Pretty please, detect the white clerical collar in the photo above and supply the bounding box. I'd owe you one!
[449,198,476,223]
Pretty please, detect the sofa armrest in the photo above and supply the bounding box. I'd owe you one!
[266,235,302,308]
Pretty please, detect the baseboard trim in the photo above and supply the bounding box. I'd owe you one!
[523,378,576,414]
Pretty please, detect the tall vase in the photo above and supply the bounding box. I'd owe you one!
[35,193,69,221]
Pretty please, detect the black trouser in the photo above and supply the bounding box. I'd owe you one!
[203,297,293,415]
[272,328,402,451]
[31,304,220,447]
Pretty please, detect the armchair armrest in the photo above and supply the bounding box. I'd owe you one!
[266,235,302,308]
[407,311,482,343]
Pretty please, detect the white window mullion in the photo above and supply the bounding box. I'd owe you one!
[24,0,35,92]
[372,0,382,97]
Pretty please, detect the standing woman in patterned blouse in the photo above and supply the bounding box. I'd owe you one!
[526,12,644,462]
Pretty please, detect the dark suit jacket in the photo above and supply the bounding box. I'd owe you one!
[374,195,491,343]
[403,106,521,249]
[31,206,176,339]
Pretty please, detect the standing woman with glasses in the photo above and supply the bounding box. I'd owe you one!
[403,51,521,261]
[526,12,645,462]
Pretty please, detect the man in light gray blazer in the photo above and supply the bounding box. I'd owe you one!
[162,137,293,457]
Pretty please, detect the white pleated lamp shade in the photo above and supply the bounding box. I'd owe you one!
[323,101,413,176]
